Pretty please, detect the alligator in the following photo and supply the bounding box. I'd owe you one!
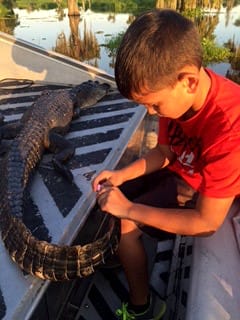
[0,80,120,281]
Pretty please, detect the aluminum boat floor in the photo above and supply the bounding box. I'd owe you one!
[64,237,175,320]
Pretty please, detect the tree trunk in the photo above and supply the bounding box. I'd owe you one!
[68,0,80,16]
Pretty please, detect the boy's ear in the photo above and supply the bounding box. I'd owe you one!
[178,72,199,93]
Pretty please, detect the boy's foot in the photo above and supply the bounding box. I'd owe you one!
[116,292,166,320]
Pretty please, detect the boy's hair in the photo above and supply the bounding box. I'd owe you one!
[115,9,203,99]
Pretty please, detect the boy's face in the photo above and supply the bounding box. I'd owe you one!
[132,80,196,119]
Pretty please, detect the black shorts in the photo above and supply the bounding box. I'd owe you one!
[119,169,196,240]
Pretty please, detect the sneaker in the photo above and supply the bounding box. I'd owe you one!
[115,292,166,320]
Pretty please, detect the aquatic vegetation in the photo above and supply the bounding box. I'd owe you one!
[225,39,240,83]
[104,31,232,68]
[104,31,125,58]
[201,37,231,65]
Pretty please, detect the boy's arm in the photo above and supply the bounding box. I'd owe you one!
[118,143,175,181]
[92,144,175,190]
[126,193,234,236]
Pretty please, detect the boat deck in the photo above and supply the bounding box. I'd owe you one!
[0,79,146,320]
[1,78,239,320]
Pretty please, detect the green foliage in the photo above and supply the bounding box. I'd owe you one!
[40,2,58,10]
[105,31,232,68]
[90,0,155,14]
[0,0,15,17]
[16,0,67,10]
[225,39,240,69]
[104,31,124,57]
[15,0,155,12]
[222,0,240,7]
[182,7,204,19]
[201,37,231,66]
[91,1,133,13]
[0,3,9,16]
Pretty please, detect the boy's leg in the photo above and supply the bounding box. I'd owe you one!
[117,170,179,309]
[118,219,149,305]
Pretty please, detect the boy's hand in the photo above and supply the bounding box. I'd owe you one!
[92,170,124,192]
[96,184,132,219]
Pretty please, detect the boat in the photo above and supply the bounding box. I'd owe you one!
[0,31,240,320]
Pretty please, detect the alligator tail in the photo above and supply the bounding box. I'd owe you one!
[1,212,120,281]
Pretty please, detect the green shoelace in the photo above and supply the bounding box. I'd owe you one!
[116,303,135,320]
[116,298,166,320]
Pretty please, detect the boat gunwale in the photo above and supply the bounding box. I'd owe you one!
[0,31,114,84]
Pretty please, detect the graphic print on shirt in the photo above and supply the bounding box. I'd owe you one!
[168,120,202,175]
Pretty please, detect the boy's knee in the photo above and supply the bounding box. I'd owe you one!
[121,219,142,238]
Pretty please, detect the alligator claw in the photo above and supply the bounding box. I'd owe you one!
[52,158,74,183]
[0,143,9,156]
[48,131,75,182]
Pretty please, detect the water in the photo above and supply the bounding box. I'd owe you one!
[12,8,131,75]
[1,3,240,77]
[214,6,240,45]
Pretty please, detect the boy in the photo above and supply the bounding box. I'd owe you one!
[92,9,240,320]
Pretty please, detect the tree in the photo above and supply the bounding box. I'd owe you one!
[68,0,80,16]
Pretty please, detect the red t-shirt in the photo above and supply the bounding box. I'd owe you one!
[158,69,240,198]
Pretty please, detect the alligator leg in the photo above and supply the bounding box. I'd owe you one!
[48,132,75,182]
[0,141,9,156]
[0,113,4,126]
[0,122,22,155]
[0,122,22,139]
[72,105,81,120]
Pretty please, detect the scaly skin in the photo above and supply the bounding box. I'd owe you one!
[0,81,120,281]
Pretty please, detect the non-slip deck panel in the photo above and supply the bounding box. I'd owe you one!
[0,80,145,320]
[54,237,175,320]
